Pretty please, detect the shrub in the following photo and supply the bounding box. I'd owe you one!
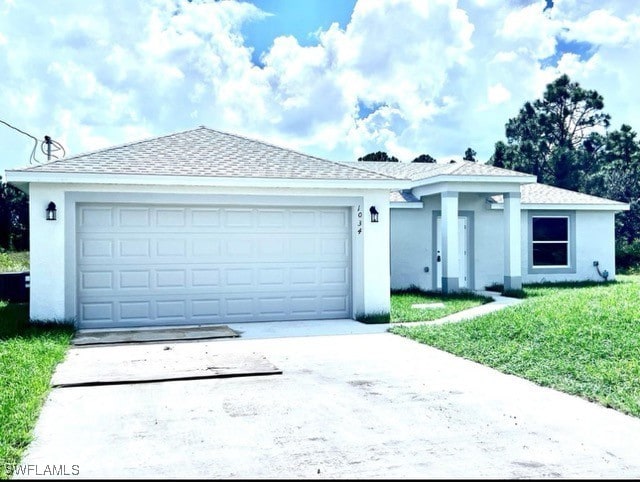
[616,239,640,272]
[355,311,391,324]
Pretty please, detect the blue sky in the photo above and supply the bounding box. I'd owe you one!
[1,0,639,173]
[242,0,357,65]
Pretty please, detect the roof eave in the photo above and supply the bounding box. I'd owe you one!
[390,201,424,209]
[490,202,630,211]
[408,173,536,188]
[4,170,409,190]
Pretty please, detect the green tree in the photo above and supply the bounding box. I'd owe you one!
[357,151,399,162]
[489,74,610,190]
[0,178,29,251]
[584,125,640,243]
[463,147,477,162]
[411,154,437,163]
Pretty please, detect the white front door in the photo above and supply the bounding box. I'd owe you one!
[436,216,468,289]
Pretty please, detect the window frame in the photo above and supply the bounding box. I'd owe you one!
[527,211,576,274]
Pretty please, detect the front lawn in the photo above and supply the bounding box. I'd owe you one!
[391,277,640,417]
[0,303,73,477]
[391,288,492,323]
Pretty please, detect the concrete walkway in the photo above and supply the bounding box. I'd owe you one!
[232,290,523,338]
[394,290,523,327]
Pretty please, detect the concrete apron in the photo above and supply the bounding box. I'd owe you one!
[17,332,640,479]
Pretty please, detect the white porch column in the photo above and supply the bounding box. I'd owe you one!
[504,192,522,291]
[441,191,459,293]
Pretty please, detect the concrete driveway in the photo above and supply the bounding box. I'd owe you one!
[18,327,640,479]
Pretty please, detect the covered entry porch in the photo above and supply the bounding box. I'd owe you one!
[390,179,526,293]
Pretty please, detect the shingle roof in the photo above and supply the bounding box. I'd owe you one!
[349,160,533,181]
[13,127,395,181]
[491,183,627,206]
[390,190,421,203]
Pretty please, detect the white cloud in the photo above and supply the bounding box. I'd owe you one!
[0,0,639,170]
[561,8,640,46]
[488,83,512,105]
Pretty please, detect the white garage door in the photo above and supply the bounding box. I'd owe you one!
[76,204,351,328]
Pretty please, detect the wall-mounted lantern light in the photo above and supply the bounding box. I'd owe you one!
[369,206,379,223]
[46,202,57,221]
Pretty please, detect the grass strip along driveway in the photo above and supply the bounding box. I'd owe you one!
[391,289,492,323]
[392,276,640,417]
[0,303,73,477]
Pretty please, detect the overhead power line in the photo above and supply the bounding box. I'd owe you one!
[0,119,66,164]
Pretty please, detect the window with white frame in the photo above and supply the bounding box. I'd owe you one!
[531,216,569,267]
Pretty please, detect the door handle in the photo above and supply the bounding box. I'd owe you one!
[437,255,441,262]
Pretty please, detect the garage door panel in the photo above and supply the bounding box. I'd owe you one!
[257,268,285,286]
[191,209,221,227]
[120,301,151,321]
[119,239,151,258]
[290,296,318,316]
[191,299,221,318]
[320,210,349,229]
[157,238,187,257]
[257,297,287,316]
[156,208,186,227]
[322,295,349,313]
[79,207,113,228]
[156,269,186,288]
[81,271,114,290]
[81,302,114,323]
[120,270,151,289]
[78,265,347,295]
[321,238,349,256]
[77,204,351,328]
[225,298,254,317]
[192,238,221,256]
[81,239,114,258]
[225,268,253,286]
[156,300,186,319]
[257,210,285,228]
[119,208,150,227]
[191,269,220,287]
[224,209,253,228]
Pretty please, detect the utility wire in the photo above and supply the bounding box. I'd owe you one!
[0,118,66,164]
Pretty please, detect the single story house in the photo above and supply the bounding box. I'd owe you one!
[5,127,629,329]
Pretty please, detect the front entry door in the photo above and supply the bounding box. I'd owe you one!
[436,216,468,289]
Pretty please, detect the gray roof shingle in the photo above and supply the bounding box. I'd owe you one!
[348,160,533,180]
[390,182,626,207]
[491,183,627,206]
[13,127,396,181]
[390,190,420,203]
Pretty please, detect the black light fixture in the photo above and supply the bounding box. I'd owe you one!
[369,206,379,223]
[46,202,57,221]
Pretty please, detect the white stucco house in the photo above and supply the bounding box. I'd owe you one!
[5,127,629,329]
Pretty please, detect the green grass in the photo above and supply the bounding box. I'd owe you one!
[391,288,492,323]
[355,311,391,324]
[391,276,640,417]
[0,252,29,273]
[0,302,73,477]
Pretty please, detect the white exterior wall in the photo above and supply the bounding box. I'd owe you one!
[390,194,618,291]
[389,207,430,290]
[390,193,504,291]
[29,184,67,320]
[522,210,616,283]
[28,183,391,322]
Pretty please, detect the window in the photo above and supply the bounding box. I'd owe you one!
[531,216,569,267]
